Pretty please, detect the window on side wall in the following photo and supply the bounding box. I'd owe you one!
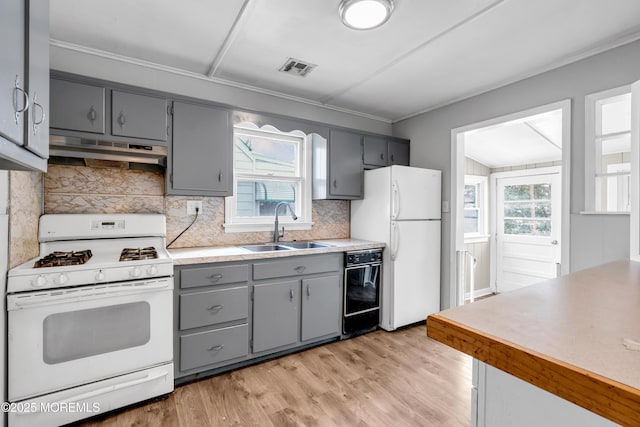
[224,123,312,232]
[464,175,488,242]
[585,86,632,213]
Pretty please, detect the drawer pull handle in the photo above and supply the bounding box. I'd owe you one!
[294,266,306,273]
[208,273,224,282]
[207,304,224,311]
[208,344,224,352]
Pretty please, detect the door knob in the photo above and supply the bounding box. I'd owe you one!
[551,240,558,245]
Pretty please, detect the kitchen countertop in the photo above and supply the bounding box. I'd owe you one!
[427,259,640,427]
[169,238,385,265]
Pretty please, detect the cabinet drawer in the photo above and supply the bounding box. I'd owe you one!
[180,324,248,371]
[253,254,340,280]
[180,264,249,289]
[180,286,248,330]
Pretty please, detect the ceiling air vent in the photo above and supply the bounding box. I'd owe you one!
[279,57,316,77]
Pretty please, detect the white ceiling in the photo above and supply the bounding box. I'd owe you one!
[49,0,640,122]
[464,109,562,168]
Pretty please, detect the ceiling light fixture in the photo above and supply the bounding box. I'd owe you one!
[339,0,394,30]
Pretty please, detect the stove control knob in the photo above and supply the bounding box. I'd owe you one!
[34,275,47,288]
[147,265,158,276]
[130,266,142,278]
[56,273,68,285]
[95,270,106,282]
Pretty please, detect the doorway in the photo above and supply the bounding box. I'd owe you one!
[450,100,571,307]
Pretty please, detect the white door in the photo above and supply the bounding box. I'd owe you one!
[391,166,441,220]
[389,220,440,329]
[495,171,561,293]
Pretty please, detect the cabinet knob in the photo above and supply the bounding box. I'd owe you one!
[88,106,97,123]
[218,171,223,182]
[289,289,294,301]
[333,179,337,188]
[391,154,395,162]
[380,153,384,160]
[306,284,311,297]
[117,112,126,127]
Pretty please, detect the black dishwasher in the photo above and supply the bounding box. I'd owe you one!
[343,249,382,336]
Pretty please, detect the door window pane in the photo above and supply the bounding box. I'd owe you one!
[504,219,551,236]
[504,185,531,201]
[503,183,552,235]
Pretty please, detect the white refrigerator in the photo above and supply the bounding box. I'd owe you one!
[351,166,441,331]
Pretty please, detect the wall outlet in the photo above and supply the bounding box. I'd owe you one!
[186,200,203,215]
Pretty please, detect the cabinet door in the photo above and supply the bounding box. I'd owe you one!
[50,79,105,134]
[329,130,363,197]
[24,0,49,158]
[252,280,299,353]
[0,0,26,146]
[171,101,231,195]
[363,135,387,167]
[301,275,341,341]
[111,90,168,142]
[388,141,410,166]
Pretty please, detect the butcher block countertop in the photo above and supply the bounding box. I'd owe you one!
[169,238,385,265]
[427,260,640,427]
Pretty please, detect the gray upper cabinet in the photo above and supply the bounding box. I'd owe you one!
[388,140,410,166]
[0,0,47,172]
[111,90,168,142]
[169,101,232,196]
[301,275,341,341]
[330,130,363,198]
[0,0,26,148]
[252,280,299,353]
[363,135,387,167]
[50,79,105,134]
[24,0,49,159]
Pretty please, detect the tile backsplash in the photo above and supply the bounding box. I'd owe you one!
[44,164,349,248]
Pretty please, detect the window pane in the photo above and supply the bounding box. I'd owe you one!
[464,208,478,233]
[504,185,531,201]
[234,134,298,177]
[236,180,299,217]
[464,184,477,208]
[533,184,551,200]
[503,202,533,218]
[599,93,631,135]
[504,219,551,236]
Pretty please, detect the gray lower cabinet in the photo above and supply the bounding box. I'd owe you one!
[175,253,343,381]
[0,0,48,172]
[168,101,232,196]
[111,90,168,142]
[50,79,106,134]
[252,280,299,353]
[301,275,341,341]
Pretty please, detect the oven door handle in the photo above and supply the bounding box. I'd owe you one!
[15,370,169,416]
[9,281,172,310]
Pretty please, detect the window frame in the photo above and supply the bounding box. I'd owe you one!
[463,174,489,243]
[584,85,632,214]
[224,123,313,233]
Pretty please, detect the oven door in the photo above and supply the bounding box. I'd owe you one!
[7,278,173,401]
[344,263,381,317]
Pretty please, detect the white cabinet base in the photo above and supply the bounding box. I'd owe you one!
[472,360,617,427]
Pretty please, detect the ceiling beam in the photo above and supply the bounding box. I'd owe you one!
[317,0,506,105]
[523,121,562,151]
[206,0,253,78]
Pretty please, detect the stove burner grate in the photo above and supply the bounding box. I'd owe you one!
[34,250,93,268]
[120,247,158,262]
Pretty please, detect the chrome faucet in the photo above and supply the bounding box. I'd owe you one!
[273,202,298,243]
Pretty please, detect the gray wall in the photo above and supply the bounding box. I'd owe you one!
[394,39,640,309]
[49,45,392,136]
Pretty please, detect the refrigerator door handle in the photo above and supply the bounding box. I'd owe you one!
[391,222,400,260]
[392,181,400,219]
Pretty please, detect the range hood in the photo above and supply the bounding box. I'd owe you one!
[49,136,167,166]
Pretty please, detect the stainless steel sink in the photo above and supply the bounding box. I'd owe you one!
[242,244,292,252]
[279,242,333,249]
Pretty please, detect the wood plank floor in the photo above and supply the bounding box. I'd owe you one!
[79,324,471,427]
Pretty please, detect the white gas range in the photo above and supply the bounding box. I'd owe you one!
[7,214,174,427]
